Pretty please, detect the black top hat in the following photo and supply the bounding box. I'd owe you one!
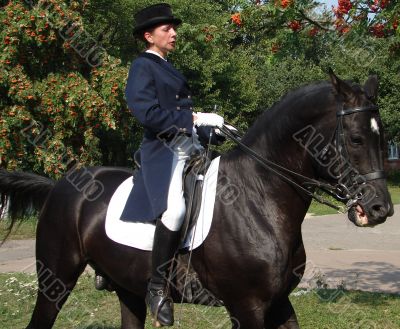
[133,3,182,36]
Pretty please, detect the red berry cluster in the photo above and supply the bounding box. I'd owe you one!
[231,13,242,27]
[393,19,398,30]
[271,43,280,53]
[288,20,302,32]
[308,27,319,37]
[375,0,390,9]
[280,0,292,9]
[334,0,353,18]
[370,23,385,38]
[334,18,351,34]
[370,0,390,12]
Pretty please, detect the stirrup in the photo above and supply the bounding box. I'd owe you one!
[94,272,114,292]
[146,286,174,327]
[94,273,108,291]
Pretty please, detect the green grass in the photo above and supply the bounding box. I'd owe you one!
[307,199,341,216]
[0,216,37,241]
[0,273,399,328]
[389,184,400,205]
[291,288,400,329]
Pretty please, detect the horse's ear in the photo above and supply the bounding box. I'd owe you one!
[364,74,378,102]
[328,68,354,101]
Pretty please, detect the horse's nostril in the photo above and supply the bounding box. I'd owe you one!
[372,204,382,212]
[371,203,387,217]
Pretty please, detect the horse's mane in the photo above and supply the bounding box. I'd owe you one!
[241,81,335,148]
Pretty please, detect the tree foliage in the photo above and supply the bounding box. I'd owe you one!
[0,0,138,176]
[0,0,399,176]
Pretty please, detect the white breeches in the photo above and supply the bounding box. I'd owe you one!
[160,132,203,231]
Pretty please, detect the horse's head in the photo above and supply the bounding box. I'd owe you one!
[318,70,394,227]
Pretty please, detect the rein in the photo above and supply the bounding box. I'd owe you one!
[221,103,382,213]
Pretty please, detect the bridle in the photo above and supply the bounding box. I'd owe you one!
[220,102,384,212]
[325,103,385,203]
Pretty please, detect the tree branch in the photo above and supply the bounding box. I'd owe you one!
[298,10,334,32]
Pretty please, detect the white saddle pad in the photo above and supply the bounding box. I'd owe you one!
[105,157,220,251]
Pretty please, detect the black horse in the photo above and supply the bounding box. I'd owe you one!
[0,71,394,329]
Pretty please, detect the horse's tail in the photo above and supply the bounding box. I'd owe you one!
[0,169,55,242]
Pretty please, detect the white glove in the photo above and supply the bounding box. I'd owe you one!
[224,124,238,133]
[194,112,224,128]
[215,124,238,136]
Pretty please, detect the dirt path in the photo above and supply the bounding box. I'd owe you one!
[299,205,400,294]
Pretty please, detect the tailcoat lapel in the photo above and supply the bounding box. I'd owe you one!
[139,52,187,82]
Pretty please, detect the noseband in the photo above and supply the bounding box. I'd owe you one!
[220,102,384,212]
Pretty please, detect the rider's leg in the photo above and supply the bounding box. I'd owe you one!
[146,154,187,327]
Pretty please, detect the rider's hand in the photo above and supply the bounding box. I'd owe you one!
[194,112,224,128]
[215,124,238,136]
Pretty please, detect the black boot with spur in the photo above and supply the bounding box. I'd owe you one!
[146,220,180,327]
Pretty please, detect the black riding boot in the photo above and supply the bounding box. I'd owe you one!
[146,220,180,327]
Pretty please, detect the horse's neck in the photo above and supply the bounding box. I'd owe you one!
[222,95,333,229]
[238,86,335,180]
[221,142,312,231]
[240,111,317,181]
[218,152,309,251]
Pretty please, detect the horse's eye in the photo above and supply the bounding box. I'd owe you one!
[350,135,363,145]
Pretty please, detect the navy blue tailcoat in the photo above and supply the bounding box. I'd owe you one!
[121,52,219,222]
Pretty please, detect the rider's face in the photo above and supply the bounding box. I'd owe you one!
[144,24,177,58]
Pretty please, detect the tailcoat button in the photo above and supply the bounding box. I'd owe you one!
[176,95,180,99]
[176,106,181,110]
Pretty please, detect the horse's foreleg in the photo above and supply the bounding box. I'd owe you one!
[265,297,300,329]
[115,287,147,329]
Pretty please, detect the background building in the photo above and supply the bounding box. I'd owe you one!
[386,141,400,171]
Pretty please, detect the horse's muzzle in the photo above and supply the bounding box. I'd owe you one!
[348,200,393,227]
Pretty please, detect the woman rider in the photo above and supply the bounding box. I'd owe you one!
[123,3,225,327]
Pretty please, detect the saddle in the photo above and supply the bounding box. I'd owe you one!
[133,149,218,248]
